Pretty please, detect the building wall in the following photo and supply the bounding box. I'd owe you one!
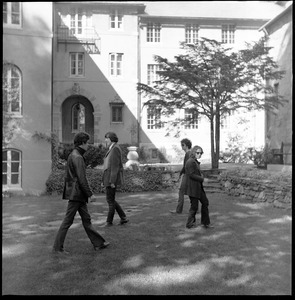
[139,15,269,163]
[263,5,292,164]
[3,2,53,195]
[53,3,140,146]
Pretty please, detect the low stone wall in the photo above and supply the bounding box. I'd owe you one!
[218,174,292,209]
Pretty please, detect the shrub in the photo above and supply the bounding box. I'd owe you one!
[219,167,292,183]
[45,168,168,195]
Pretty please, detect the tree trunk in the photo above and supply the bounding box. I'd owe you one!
[210,117,218,169]
[214,105,220,169]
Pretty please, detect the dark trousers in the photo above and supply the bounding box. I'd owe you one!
[53,201,105,251]
[186,190,210,228]
[106,186,126,224]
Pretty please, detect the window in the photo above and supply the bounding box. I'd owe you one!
[110,53,123,76]
[151,149,158,159]
[184,108,198,129]
[2,63,22,115]
[147,106,162,129]
[110,10,123,29]
[72,103,85,132]
[147,64,161,85]
[222,24,235,44]
[111,105,123,122]
[70,8,83,35]
[2,149,21,189]
[147,23,161,42]
[185,24,198,44]
[70,53,84,77]
[221,112,231,129]
[60,9,92,34]
[3,2,21,27]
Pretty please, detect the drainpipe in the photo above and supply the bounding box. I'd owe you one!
[137,16,141,146]
[51,2,55,169]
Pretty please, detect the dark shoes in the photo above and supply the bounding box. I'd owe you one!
[94,241,110,251]
[120,218,129,225]
[103,222,113,227]
[202,224,214,229]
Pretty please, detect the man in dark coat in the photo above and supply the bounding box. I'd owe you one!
[170,138,198,214]
[102,132,128,227]
[185,145,213,229]
[53,132,109,254]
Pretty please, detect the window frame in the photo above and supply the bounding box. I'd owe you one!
[147,105,162,130]
[185,24,199,44]
[184,108,199,129]
[3,63,22,116]
[69,52,85,77]
[2,148,22,189]
[109,9,123,30]
[221,24,235,44]
[71,102,86,133]
[3,2,22,29]
[147,64,161,85]
[109,53,123,77]
[110,105,124,123]
[147,23,161,43]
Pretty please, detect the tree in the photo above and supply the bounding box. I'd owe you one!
[137,37,286,169]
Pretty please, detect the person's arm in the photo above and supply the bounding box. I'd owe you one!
[185,160,204,183]
[74,156,93,197]
[108,147,121,186]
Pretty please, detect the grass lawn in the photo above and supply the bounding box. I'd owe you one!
[2,190,292,295]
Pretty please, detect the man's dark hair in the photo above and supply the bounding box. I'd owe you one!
[181,138,192,149]
[105,132,118,143]
[74,131,90,147]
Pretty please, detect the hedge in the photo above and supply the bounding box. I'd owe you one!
[45,168,165,195]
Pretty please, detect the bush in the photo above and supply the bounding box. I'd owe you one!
[219,167,292,183]
[45,168,168,195]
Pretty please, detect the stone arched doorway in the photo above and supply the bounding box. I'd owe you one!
[61,95,94,144]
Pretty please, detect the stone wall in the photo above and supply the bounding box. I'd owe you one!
[218,174,292,209]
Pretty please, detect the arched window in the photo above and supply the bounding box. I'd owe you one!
[2,63,22,115]
[2,149,22,189]
[72,102,85,132]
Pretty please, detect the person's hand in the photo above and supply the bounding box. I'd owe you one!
[101,182,104,187]
[110,183,115,188]
[203,178,209,184]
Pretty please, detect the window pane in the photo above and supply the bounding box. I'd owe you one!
[12,2,20,13]
[2,174,7,185]
[2,162,7,172]
[11,162,19,173]
[11,174,19,184]
[11,14,20,25]
[11,150,20,161]
[2,151,7,161]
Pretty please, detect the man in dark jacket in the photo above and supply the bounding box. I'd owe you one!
[102,132,128,227]
[170,138,197,214]
[53,132,109,254]
[185,145,213,229]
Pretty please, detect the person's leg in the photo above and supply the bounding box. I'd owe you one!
[186,196,198,228]
[53,201,78,251]
[106,186,116,224]
[78,203,107,248]
[176,188,184,213]
[200,190,211,226]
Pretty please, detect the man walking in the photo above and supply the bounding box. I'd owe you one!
[185,145,213,229]
[170,138,198,214]
[53,132,109,254]
[102,132,129,227]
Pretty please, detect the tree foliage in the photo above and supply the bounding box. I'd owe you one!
[137,37,286,168]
